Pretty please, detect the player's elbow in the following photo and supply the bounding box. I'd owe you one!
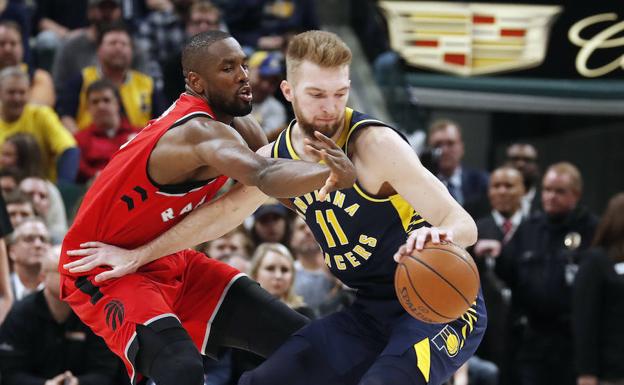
[461,216,478,247]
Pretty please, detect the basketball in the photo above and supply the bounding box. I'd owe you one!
[395,240,480,324]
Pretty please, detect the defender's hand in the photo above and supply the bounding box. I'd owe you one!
[393,227,454,263]
[63,242,145,282]
[304,131,356,200]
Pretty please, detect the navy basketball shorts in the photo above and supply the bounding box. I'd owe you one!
[239,292,486,385]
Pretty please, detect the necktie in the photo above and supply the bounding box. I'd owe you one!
[502,219,513,243]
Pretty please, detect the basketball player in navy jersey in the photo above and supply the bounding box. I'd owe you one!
[66,31,486,385]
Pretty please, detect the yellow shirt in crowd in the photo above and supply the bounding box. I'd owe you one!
[0,104,77,181]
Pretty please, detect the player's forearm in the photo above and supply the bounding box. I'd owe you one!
[136,185,267,264]
[255,158,331,198]
[439,210,478,248]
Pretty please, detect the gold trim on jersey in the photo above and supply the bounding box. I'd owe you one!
[273,130,285,158]
[352,183,392,202]
[390,194,415,231]
[414,338,431,383]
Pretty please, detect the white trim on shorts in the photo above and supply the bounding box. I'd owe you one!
[123,313,181,385]
[201,272,247,353]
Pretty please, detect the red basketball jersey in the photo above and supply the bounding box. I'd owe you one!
[61,94,229,275]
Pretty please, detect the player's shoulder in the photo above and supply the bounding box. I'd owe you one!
[176,115,233,144]
[350,124,407,153]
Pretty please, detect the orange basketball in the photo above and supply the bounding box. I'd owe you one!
[394,240,480,324]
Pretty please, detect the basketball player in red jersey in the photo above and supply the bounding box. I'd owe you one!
[59,30,355,385]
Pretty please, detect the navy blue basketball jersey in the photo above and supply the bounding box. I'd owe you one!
[272,108,428,299]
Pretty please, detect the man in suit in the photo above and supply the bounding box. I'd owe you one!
[472,166,525,384]
[505,143,541,217]
[427,119,489,217]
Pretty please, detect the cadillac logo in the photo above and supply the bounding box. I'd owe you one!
[379,1,562,76]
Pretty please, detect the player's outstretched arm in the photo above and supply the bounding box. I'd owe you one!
[64,182,268,281]
[188,119,355,199]
[355,127,477,253]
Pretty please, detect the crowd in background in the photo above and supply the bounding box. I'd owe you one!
[0,1,621,385]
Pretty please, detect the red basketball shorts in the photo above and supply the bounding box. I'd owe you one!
[60,249,242,384]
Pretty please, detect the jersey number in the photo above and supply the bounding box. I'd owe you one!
[315,209,348,248]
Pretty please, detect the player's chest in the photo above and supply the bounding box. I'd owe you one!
[291,189,390,272]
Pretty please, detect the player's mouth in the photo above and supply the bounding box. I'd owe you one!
[238,86,253,102]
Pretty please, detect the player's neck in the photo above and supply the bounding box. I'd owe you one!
[184,90,234,125]
[291,122,345,162]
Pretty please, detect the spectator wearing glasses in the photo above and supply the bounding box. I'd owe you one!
[7,218,50,301]
[0,244,120,385]
[506,143,541,217]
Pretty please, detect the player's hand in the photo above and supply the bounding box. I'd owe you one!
[473,239,502,258]
[304,131,356,200]
[577,375,598,385]
[63,242,145,282]
[393,226,454,263]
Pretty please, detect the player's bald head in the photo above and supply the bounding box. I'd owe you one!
[181,30,232,76]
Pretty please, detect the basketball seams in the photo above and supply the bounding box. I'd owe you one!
[407,255,472,307]
[420,246,479,282]
[398,264,455,322]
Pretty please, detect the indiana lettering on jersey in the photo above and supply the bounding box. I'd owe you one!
[160,193,208,222]
[294,190,380,271]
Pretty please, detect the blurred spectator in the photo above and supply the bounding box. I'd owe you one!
[135,0,186,87]
[58,21,165,133]
[473,166,525,384]
[7,218,49,301]
[75,79,139,183]
[0,133,45,178]
[573,193,624,385]
[248,50,286,141]
[0,21,56,106]
[251,199,290,247]
[51,0,150,93]
[506,143,542,217]
[250,242,313,317]
[0,244,120,385]
[0,0,31,64]
[5,191,35,227]
[0,166,19,196]
[162,0,223,104]
[427,119,488,217]
[19,177,68,244]
[33,0,89,68]
[221,0,319,51]
[0,67,78,183]
[497,162,599,385]
[289,216,335,315]
[474,167,526,258]
[200,226,252,260]
[0,191,13,324]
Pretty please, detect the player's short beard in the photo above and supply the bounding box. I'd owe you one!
[293,98,343,139]
[210,94,252,117]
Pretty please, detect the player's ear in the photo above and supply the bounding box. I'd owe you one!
[186,71,205,94]
[280,80,293,102]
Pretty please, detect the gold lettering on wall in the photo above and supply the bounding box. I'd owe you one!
[568,13,624,78]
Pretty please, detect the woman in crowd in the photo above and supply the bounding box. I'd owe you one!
[249,242,314,319]
[573,192,624,385]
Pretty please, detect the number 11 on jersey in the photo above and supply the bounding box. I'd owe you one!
[315,209,349,248]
